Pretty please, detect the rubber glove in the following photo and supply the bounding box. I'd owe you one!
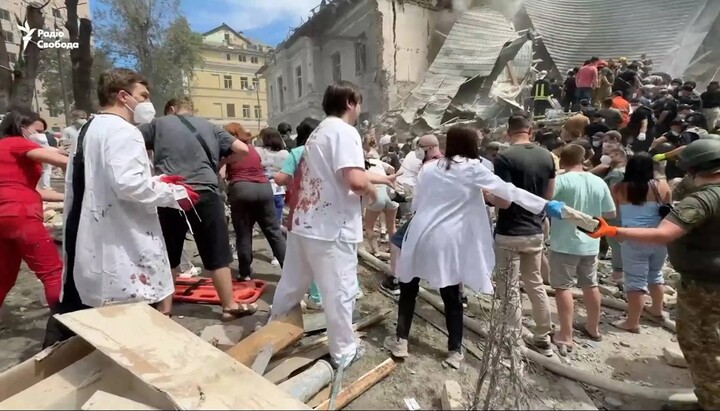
[637,132,646,141]
[177,183,199,211]
[544,200,565,220]
[580,217,618,239]
[653,153,667,162]
[159,175,186,185]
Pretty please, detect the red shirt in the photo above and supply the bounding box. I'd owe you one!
[226,145,269,184]
[575,65,598,88]
[0,137,42,216]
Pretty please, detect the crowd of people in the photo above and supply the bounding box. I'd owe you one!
[1,61,720,409]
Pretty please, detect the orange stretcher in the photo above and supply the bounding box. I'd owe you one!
[173,278,266,305]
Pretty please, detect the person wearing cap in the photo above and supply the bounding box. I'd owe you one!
[679,85,703,112]
[584,113,610,145]
[531,71,553,120]
[701,82,720,131]
[613,64,641,100]
[584,138,720,411]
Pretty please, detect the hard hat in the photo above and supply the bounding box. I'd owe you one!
[677,138,720,173]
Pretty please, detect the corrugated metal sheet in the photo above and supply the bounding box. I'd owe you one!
[400,7,517,129]
[523,0,720,77]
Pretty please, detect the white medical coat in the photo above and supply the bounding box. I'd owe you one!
[397,157,547,294]
[62,114,188,307]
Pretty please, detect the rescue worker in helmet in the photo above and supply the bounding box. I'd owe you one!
[532,70,553,120]
[585,138,720,410]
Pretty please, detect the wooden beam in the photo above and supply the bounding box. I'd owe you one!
[226,305,305,367]
[81,391,158,410]
[313,358,397,410]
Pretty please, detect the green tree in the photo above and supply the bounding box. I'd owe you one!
[93,0,203,110]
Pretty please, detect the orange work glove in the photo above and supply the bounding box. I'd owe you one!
[578,217,618,239]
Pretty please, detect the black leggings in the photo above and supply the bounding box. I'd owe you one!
[228,181,286,277]
[396,277,463,352]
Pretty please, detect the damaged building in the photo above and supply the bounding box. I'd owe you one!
[259,0,447,128]
[261,0,720,135]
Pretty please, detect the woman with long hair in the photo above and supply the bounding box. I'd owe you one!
[383,124,564,369]
[222,123,286,280]
[256,127,289,226]
[0,107,68,309]
[610,153,670,333]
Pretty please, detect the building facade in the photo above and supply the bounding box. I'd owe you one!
[1,0,91,131]
[190,24,272,135]
[260,0,445,129]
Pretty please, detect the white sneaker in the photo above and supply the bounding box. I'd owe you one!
[442,350,464,369]
[271,258,280,267]
[301,294,323,311]
[177,266,202,279]
[383,336,409,358]
[331,340,366,369]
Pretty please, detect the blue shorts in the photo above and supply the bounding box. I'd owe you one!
[621,241,667,293]
[390,218,412,249]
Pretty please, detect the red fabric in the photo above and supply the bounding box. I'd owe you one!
[0,137,43,214]
[226,145,269,184]
[575,65,598,88]
[0,213,63,308]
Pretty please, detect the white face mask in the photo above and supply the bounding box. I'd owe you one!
[125,94,156,124]
[592,140,602,147]
[414,147,426,160]
[600,155,612,165]
[76,119,87,126]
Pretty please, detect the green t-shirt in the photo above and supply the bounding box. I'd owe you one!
[549,171,616,256]
[280,146,305,176]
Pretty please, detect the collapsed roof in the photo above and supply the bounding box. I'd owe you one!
[396,7,533,134]
[520,0,720,78]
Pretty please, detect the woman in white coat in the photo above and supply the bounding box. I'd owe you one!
[383,124,565,369]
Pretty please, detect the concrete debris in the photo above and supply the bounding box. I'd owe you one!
[390,6,535,137]
[200,324,247,351]
[662,345,688,368]
[440,380,463,411]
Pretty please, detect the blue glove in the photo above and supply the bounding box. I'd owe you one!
[545,200,565,219]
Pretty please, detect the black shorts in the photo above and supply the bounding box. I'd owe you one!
[158,191,232,271]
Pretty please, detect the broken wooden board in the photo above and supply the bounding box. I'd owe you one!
[0,336,95,402]
[314,358,397,410]
[56,303,310,410]
[303,309,361,334]
[81,391,159,410]
[226,305,304,367]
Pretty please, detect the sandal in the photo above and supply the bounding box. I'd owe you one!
[609,319,640,334]
[573,321,603,342]
[221,303,258,322]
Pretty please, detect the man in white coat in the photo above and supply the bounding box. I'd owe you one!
[271,81,393,369]
[44,68,198,347]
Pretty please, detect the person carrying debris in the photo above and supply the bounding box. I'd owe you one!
[270,81,395,369]
[585,138,720,410]
[44,68,200,347]
[383,124,565,368]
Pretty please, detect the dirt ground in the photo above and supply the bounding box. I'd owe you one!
[0,229,694,410]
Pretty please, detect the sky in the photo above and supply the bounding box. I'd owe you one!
[89,0,322,47]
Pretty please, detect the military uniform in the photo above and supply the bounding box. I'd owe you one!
[665,184,720,409]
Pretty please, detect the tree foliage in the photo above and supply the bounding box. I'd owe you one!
[36,47,113,118]
[93,0,203,110]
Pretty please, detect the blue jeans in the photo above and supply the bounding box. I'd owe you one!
[575,87,592,102]
[273,194,285,222]
[621,241,666,292]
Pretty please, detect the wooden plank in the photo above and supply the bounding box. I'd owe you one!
[0,351,115,410]
[314,358,397,410]
[81,391,158,410]
[0,336,95,402]
[57,303,310,410]
[226,305,305,367]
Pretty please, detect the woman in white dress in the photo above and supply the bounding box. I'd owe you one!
[383,124,565,369]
